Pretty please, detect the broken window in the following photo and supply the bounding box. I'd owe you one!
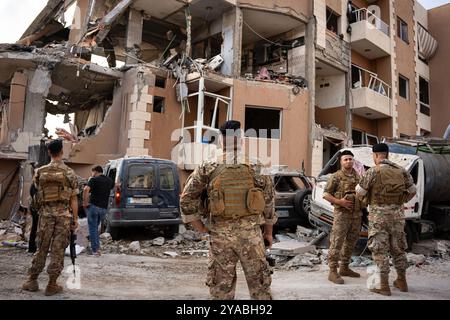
[155,76,166,89]
[127,165,154,189]
[153,96,165,113]
[244,107,281,139]
[352,129,364,145]
[326,7,340,35]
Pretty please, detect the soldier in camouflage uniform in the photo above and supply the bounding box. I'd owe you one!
[180,120,276,300]
[356,143,416,296]
[22,139,79,296]
[323,150,363,284]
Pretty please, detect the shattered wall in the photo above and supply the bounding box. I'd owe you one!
[0,160,20,220]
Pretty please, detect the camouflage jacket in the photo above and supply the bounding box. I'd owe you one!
[33,160,79,218]
[180,153,277,227]
[356,159,416,222]
[323,168,361,218]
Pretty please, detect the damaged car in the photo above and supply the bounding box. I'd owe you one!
[265,166,315,230]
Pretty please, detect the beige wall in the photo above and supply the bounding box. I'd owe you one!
[353,114,377,135]
[327,0,342,14]
[395,0,417,136]
[316,106,346,132]
[429,4,450,138]
[237,0,311,19]
[233,80,310,172]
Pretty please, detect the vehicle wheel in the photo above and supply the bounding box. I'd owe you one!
[106,221,120,240]
[165,225,179,238]
[294,189,313,226]
[405,221,419,252]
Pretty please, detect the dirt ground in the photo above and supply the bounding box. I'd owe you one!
[1,246,450,300]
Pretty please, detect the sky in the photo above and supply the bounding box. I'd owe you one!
[0,0,448,135]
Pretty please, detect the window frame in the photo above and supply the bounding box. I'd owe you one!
[419,76,430,116]
[397,17,409,44]
[126,164,156,190]
[244,106,282,140]
[159,165,176,191]
[398,74,410,100]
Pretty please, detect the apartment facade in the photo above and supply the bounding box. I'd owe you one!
[310,0,439,175]
[0,0,443,218]
[428,4,450,138]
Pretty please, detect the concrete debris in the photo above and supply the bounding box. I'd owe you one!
[181,250,209,256]
[178,224,187,234]
[349,256,374,267]
[283,252,322,269]
[412,240,450,258]
[163,251,179,257]
[0,230,5,236]
[407,253,427,266]
[270,241,316,257]
[275,234,296,242]
[129,241,141,253]
[64,244,85,256]
[14,227,22,235]
[152,237,165,246]
[100,233,112,242]
[296,226,316,238]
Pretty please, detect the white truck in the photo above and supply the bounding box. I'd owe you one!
[309,140,450,248]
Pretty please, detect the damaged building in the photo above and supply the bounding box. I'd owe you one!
[0,0,443,220]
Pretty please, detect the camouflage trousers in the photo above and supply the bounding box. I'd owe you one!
[28,215,71,277]
[328,212,362,268]
[368,219,408,274]
[207,224,272,300]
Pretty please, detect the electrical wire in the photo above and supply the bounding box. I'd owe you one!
[242,20,300,48]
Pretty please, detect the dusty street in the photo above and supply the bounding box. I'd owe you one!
[1,246,450,300]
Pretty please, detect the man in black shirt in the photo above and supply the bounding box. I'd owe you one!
[83,165,114,255]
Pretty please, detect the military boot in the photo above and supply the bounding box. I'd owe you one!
[370,273,391,296]
[22,274,39,292]
[393,270,408,292]
[45,275,63,296]
[328,267,344,284]
[339,264,361,277]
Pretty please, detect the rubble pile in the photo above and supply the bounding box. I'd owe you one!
[0,220,28,249]
[99,229,209,258]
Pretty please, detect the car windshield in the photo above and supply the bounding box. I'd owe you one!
[274,176,304,192]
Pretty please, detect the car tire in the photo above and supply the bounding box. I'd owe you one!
[405,220,419,252]
[106,221,121,240]
[165,225,179,238]
[294,189,313,226]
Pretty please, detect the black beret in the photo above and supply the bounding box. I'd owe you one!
[46,139,63,154]
[92,165,103,174]
[340,150,354,158]
[219,120,241,135]
[372,143,389,153]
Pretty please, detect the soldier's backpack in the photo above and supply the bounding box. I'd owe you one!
[37,165,72,204]
[371,163,407,205]
[208,164,265,219]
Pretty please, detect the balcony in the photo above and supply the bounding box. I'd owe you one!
[350,8,391,59]
[351,65,391,119]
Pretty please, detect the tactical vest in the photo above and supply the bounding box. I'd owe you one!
[332,170,360,212]
[37,165,72,205]
[369,163,407,205]
[208,164,265,219]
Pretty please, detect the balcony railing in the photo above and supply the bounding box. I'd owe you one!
[353,8,390,36]
[352,64,391,98]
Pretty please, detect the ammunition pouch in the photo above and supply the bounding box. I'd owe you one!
[247,187,265,214]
